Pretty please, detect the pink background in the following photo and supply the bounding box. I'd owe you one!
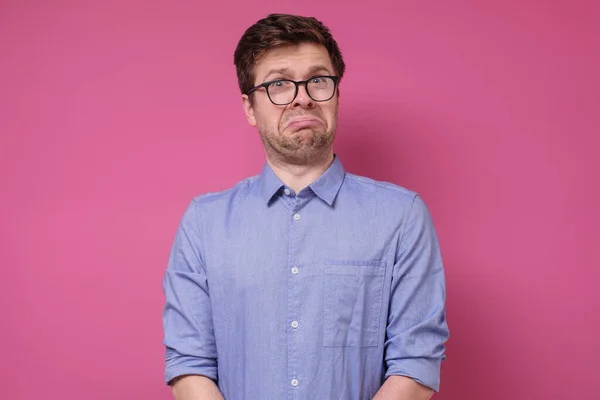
[1,1,599,399]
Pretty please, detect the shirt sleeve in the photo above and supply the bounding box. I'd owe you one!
[384,194,450,392]
[162,199,218,385]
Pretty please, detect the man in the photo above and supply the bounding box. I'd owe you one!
[162,13,449,400]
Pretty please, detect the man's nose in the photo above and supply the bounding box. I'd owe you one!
[291,83,315,108]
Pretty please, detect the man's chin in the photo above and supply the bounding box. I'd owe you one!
[284,127,318,141]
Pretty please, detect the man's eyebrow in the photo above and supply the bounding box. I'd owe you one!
[306,65,332,76]
[262,65,333,82]
[263,68,292,81]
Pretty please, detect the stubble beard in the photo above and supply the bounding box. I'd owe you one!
[259,109,338,167]
[259,124,335,167]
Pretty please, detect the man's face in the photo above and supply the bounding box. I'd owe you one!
[242,42,339,166]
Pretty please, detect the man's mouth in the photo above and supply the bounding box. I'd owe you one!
[286,116,322,130]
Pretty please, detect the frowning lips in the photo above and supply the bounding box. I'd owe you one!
[284,115,323,130]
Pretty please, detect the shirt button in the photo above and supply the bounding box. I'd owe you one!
[291,320,299,329]
[284,188,291,196]
[291,378,299,387]
[291,266,299,274]
[293,213,300,221]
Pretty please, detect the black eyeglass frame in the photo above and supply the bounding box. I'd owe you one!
[245,75,340,105]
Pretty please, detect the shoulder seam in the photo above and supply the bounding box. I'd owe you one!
[397,193,420,258]
[344,173,416,195]
[191,175,259,203]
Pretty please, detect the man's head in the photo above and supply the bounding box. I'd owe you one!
[234,14,346,166]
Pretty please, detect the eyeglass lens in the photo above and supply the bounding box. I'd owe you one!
[268,77,335,105]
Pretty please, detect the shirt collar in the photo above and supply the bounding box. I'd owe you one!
[257,154,346,207]
[307,155,345,206]
[258,161,286,205]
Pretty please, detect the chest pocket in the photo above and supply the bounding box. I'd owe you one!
[323,260,387,347]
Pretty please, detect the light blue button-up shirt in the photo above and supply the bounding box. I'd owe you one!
[162,155,449,399]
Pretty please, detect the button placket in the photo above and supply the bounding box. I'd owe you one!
[287,196,301,395]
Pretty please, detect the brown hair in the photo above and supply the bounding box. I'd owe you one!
[233,13,346,95]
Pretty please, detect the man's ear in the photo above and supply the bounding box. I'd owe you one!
[241,94,257,127]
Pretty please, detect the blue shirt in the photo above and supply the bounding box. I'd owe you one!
[162,155,449,400]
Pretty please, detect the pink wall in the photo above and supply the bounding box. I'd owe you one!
[1,1,598,399]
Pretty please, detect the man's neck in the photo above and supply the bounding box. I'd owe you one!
[267,152,335,194]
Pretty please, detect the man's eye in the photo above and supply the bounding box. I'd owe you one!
[273,80,285,87]
[311,77,323,84]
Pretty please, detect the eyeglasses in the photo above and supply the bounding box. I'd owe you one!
[245,75,340,105]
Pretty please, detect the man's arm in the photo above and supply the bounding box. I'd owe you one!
[162,199,223,399]
[171,375,224,400]
[373,376,434,400]
[379,195,450,397]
